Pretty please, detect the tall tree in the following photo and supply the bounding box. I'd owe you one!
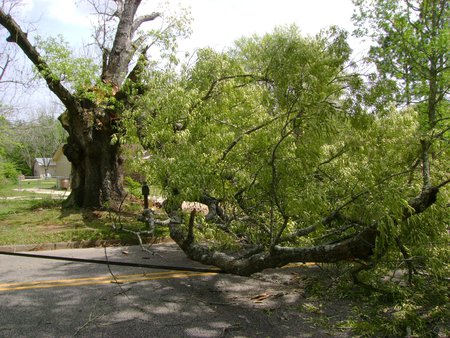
[353,0,450,187]
[0,0,190,208]
[0,105,19,183]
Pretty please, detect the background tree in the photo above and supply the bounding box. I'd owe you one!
[8,109,67,175]
[0,104,19,184]
[0,0,190,208]
[352,0,449,278]
[353,0,449,183]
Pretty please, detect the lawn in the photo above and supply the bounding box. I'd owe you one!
[0,179,166,246]
[17,177,58,190]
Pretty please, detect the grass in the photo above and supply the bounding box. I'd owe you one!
[0,179,168,246]
[17,178,58,189]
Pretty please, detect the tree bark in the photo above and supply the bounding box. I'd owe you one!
[59,108,124,208]
[169,221,378,276]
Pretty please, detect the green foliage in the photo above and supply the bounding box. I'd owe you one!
[121,21,448,337]
[352,0,450,127]
[5,113,67,173]
[124,24,448,265]
[145,5,193,65]
[0,160,18,185]
[341,275,449,337]
[34,35,99,91]
[124,176,142,198]
[351,0,450,289]
[297,263,449,337]
[0,114,19,184]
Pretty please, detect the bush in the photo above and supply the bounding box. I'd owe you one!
[0,158,19,185]
[124,176,142,198]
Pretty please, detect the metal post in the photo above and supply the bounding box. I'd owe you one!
[142,181,150,209]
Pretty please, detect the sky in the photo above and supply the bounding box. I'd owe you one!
[21,0,358,49]
[6,0,362,117]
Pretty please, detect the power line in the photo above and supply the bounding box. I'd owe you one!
[0,250,225,274]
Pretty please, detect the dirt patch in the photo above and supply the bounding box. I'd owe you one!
[14,188,68,196]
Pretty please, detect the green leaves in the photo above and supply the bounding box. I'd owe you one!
[352,0,450,126]
[351,0,449,274]
[123,21,448,283]
[126,26,362,240]
[34,35,99,91]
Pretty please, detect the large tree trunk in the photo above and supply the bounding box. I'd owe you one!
[60,107,124,208]
[168,220,378,276]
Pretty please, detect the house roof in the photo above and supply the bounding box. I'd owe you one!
[34,158,56,166]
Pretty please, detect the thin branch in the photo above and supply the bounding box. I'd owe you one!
[0,54,10,80]
[318,145,348,167]
[102,246,149,315]
[395,236,415,285]
[201,74,262,101]
[435,177,450,189]
[220,113,287,161]
[270,123,296,246]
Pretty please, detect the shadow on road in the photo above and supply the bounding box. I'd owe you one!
[0,245,354,337]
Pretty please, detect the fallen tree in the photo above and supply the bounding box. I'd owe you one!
[126,24,449,276]
[166,184,445,276]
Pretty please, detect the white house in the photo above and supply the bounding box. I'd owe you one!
[52,145,71,189]
[33,158,56,177]
[52,145,71,178]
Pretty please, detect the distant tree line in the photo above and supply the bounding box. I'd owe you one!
[0,106,66,182]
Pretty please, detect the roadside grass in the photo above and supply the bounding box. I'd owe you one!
[0,180,167,246]
[17,178,58,190]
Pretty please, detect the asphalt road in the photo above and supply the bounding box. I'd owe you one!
[0,244,344,337]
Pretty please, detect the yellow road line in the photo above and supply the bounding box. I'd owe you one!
[0,270,182,288]
[0,271,217,292]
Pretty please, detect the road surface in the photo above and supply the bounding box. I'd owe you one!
[0,244,346,337]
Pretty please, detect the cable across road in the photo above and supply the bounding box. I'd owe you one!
[0,250,226,274]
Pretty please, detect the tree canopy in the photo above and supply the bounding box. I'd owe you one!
[0,0,448,279]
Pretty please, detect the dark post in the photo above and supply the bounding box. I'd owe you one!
[142,181,150,209]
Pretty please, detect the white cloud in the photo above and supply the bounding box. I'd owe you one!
[27,0,91,27]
